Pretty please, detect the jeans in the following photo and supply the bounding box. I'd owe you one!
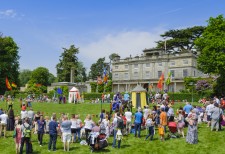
[85,128,91,142]
[134,123,141,137]
[112,129,117,147]
[48,134,57,151]
[38,132,44,145]
[145,126,154,140]
[20,137,30,154]
[74,128,81,141]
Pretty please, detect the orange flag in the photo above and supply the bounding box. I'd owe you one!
[157,73,164,90]
[6,77,12,90]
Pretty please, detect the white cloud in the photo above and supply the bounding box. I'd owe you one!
[0,9,17,18]
[79,29,164,69]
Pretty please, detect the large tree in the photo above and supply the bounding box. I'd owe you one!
[0,33,20,94]
[56,45,85,82]
[89,57,106,80]
[195,15,225,96]
[29,67,50,86]
[19,69,32,87]
[156,26,205,54]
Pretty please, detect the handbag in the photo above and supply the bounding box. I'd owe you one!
[13,128,17,138]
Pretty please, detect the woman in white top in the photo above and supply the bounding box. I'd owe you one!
[84,114,94,142]
[74,115,82,142]
[70,114,77,143]
[102,114,110,137]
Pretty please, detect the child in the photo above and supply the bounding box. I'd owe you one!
[158,124,165,141]
[45,116,50,134]
[145,114,155,141]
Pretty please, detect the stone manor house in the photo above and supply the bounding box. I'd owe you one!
[111,48,206,93]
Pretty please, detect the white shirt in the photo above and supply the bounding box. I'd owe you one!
[84,119,94,130]
[206,104,214,116]
[125,111,132,122]
[0,114,8,124]
[21,111,28,119]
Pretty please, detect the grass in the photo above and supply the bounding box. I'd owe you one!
[0,100,224,154]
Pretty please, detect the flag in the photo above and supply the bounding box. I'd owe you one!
[97,76,103,84]
[5,77,12,90]
[103,68,108,84]
[11,82,17,88]
[36,83,42,87]
[57,88,63,94]
[157,73,164,90]
[166,72,172,85]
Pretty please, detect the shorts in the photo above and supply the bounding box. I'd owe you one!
[71,128,76,134]
[63,133,71,143]
[207,115,211,121]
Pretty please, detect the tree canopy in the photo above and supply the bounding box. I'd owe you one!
[156,26,205,54]
[19,69,32,87]
[56,45,87,82]
[0,34,20,94]
[89,57,106,80]
[195,15,225,96]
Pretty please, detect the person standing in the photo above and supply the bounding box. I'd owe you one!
[145,114,155,141]
[183,102,193,118]
[48,116,58,152]
[206,101,214,127]
[210,103,223,131]
[160,108,167,134]
[14,119,22,154]
[125,108,132,135]
[84,114,94,142]
[134,107,143,138]
[61,116,72,152]
[8,109,15,131]
[0,111,8,138]
[7,95,14,111]
[27,108,34,126]
[186,114,198,144]
[37,116,46,146]
[20,118,31,154]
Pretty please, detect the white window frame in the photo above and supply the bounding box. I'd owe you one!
[146,63,150,68]
[114,73,119,79]
[133,72,138,78]
[183,60,188,65]
[158,71,162,78]
[134,64,138,69]
[145,71,150,78]
[124,65,129,70]
[170,61,175,66]
[158,62,162,66]
[124,73,129,80]
[115,66,119,69]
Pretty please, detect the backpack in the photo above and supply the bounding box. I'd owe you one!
[23,124,31,138]
[117,117,124,129]
[146,118,152,127]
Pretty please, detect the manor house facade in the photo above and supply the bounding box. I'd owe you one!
[111,48,206,93]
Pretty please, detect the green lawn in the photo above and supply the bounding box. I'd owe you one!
[0,101,224,154]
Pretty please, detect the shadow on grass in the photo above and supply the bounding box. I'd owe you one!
[91,148,111,153]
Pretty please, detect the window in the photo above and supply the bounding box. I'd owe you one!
[183,60,188,65]
[124,65,129,69]
[158,62,162,66]
[134,64,138,69]
[146,63,150,67]
[133,72,138,78]
[170,61,175,66]
[170,70,175,77]
[124,73,129,79]
[183,69,188,77]
[114,73,119,79]
[115,66,119,69]
[158,71,162,78]
[146,71,150,78]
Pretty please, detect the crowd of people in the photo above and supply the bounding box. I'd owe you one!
[0,93,225,153]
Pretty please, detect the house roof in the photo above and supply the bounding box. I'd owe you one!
[131,85,146,92]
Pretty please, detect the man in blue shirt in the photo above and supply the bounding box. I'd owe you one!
[134,107,143,138]
[48,117,58,152]
[183,102,193,117]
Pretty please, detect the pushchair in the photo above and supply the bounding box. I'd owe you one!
[88,132,108,152]
[167,122,179,139]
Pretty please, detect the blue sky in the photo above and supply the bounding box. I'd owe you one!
[0,0,224,75]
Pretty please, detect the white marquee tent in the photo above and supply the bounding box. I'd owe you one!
[68,87,80,103]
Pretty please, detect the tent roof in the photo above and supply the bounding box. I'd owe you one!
[69,87,79,92]
[131,85,146,92]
